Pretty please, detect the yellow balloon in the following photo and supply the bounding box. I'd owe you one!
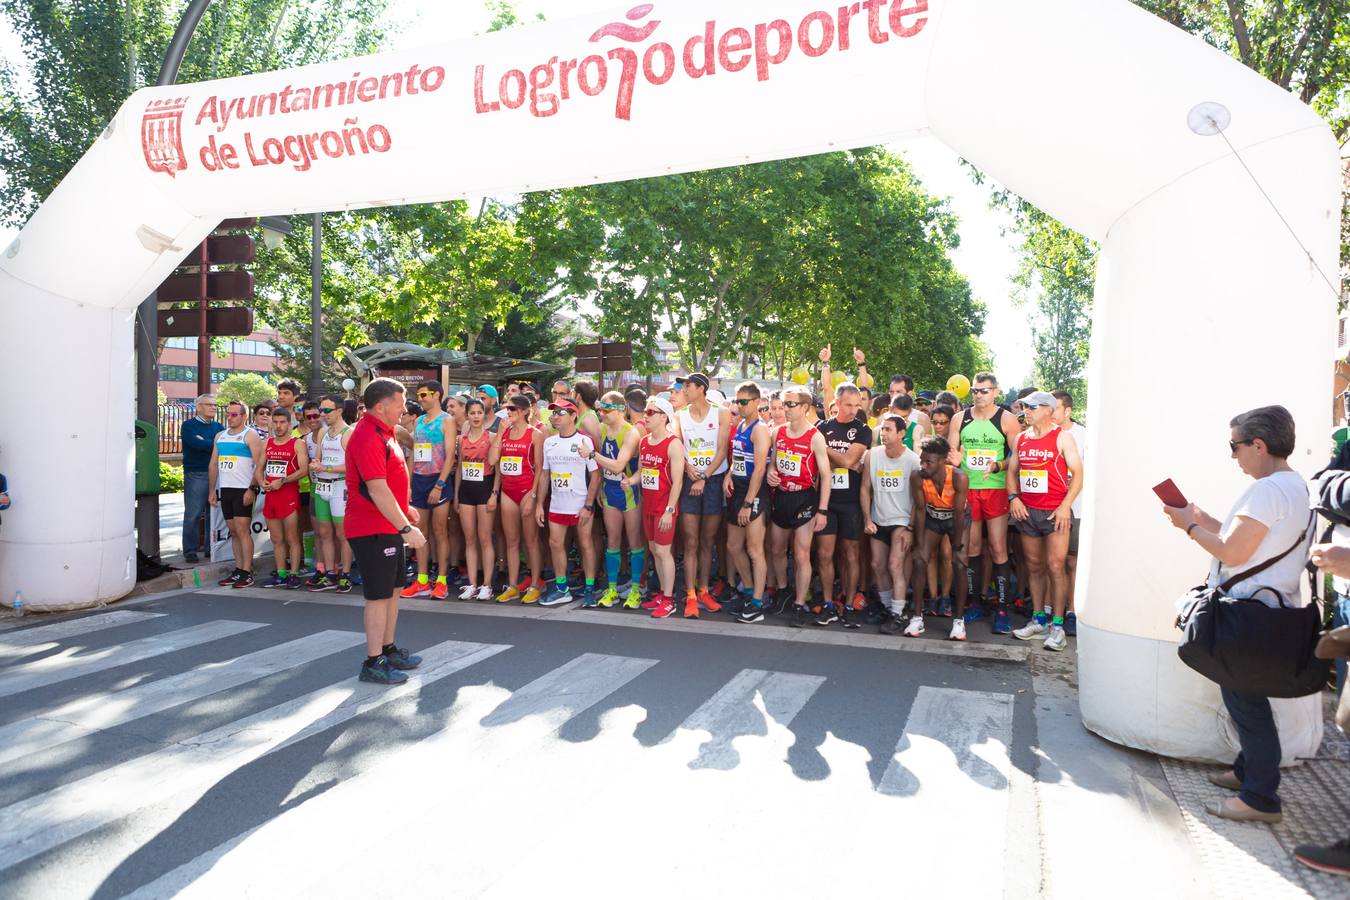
[790,366,810,385]
[946,374,971,398]
[857,371,875,389]
[832,370,850,390]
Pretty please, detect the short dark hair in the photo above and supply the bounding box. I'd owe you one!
[1051,390,1074,410]
[417,380,444,398]
[322,394,344,408]
[302,400,320,412]
[890,374,913,392]
[974,372,998,387]
[736,381,762,400]
[252,403,272,417]
[1016,386,1036,400]
[341,399,359,424]
[890,394,914,412]
[363,376,406,409]
[1230,405,1296,459]
[931,404,955,421]
[404,400,421,417]
[920,435,951,458]
[881,415,907,434]
[464,398,484,413]
[871,394,889,416]
[277,380,302,395]
[935,391,960,407]
[573,380,599,408]
[271,405,293,422]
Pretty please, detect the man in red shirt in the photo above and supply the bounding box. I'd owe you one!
[346,378,429,685]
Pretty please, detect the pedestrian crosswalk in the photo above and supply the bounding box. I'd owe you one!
[0,606,1022,898]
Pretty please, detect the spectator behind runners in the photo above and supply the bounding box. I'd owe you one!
[259,406,309,589]
[252,403,272,439]
[1162,405,1312,825]
[477,384,503,428]
[275,380,302,420]
[1051,389,1088,635]
[180,393,224,563]
[208,400,265,588]
[345,377,428,685]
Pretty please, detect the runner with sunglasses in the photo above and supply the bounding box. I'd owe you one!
[309,395,354,592]
[401,381,458,601]
[766,386,833,627]
[453,398,499,601]
[536,399,600,606]
[633,397,685,618]
[947,372,1021,634]
[491,395,546,604]
[209,400,265,588]
[585,392,646,609]
[723,382,773,622]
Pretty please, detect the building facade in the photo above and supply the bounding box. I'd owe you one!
[158,328,285,403]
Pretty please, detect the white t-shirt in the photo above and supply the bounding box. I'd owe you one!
[1212,471,1311,608]
[542,432,598,516]
[1065,423,1087,518]
[867,445,921,527]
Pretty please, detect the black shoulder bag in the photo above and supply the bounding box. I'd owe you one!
[1175,514,1328,698]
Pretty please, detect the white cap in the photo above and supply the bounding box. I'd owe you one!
[644,397,676,420]
[707,389,727,406]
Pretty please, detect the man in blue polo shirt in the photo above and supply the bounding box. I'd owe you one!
[180,394,224,562]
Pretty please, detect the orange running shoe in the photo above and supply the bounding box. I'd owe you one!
[697,588,721,613]
[684,590,700,619]
[850,592,866,611]
[430,580,450,601]
[401,580,431,599]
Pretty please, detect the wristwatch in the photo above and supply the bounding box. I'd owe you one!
[398,525,413,535]
[664,505,675,514]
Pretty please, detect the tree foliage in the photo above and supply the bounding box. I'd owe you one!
[215,371,276,407]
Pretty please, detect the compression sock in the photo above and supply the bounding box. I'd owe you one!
[993,561,1012,609]
[966,555,984,602]
[556,576,568,590]
[417,573,429,585]
[436,574,447,585]
[1053,616,1064,626]
[277,569,288,578]
[605,550,621,586]
[630,549,646,585]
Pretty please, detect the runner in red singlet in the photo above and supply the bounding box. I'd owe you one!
[633,397,685,619]
[259,406,309,589]
[765,386,832,626]
[1007,392,1084,652]
[491,395,545,603]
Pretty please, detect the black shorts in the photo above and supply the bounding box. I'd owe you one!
[457,474,496,506]
[725,479,769,524]
[924,512,955,537]
[770,489,817,530]
[1069,516,1081,555]
[1013,506,1061,538]
[871,523,910,546]
[820,505,862,540]
[348,533,406,601]
[219,487,254,520]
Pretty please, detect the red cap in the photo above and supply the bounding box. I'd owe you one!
[548,399,579,413]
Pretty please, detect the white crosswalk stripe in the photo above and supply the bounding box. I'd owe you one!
[0,630,365,768]
[0,620,264,700]
[0,638,509,872]
[123,651,660,900]
[0,610,166,661]
[677,668,827,770]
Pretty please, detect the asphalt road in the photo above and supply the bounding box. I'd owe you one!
[0,588,1059,898]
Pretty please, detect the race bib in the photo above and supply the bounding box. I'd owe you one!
[777,453,802,477]
[831,468,849,490]
[1020,470,1048,494]
[689,448,715,471]
[641,468,660,491]
[499,456,523,477]
[315,479,334,499]
[218,458,236,472]
[414,442,434,464]
[551,472,574,493]
[878,471,905,492]
[603,467,623,482]
[965,448,997,472]
[264,460,287,479]
[462,461,485,483]
[731,457,748,478]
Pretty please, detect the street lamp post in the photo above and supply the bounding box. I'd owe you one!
[311,212,324,396]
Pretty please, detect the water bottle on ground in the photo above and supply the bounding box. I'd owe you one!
[12,591,24,618]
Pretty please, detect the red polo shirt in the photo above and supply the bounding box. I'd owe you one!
[344,412,410,538]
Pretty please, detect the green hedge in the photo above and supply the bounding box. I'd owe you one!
[160,461,184,494]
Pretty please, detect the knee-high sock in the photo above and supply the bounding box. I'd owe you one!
[993,560,1012,609]
[605,549,621,586]
[966,555,985,602]
[629,548,645,586]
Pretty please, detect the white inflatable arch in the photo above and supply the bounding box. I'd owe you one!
[0,0,1339,760]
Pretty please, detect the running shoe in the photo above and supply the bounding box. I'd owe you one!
[991,608,1011,635]
[217,568,242,587]
[923,598,938,617]
[539,585,574,607]
[401,580,432,599]
[359,656,408,685]
[475,585,493,601]
[791,605,810,628]
[580,587,600,609]
[232,572,255,589]
[839,606,860,629]
[310,573,338,592]
[864,600,889,625]
[431,580,451,601]
[697,588,721,613]
[640,593,662,610]
[335,575,353,594]
[949,619,967,642]
[814,604,840,627]
[1044,625,1068,651]
[1295,839,1350,878]
[651,595,677,619]
[768,588,792,617]
[349,569,363,586]
[880,615,905,635]
[963,603,986,624]
[597,587,620,608]
[458,583,478,601]
[684,590,700,619]
[849,592,866,612]
[385,646,422,670]
[261,571,286,589]
[1064,612,1077,636]
[521,585,544,605]
[623,586,643,609]
[737,601,765,624]
[1013,619,1047,641]
[939,597,954,618]
[515,576,533,594]
[304,572,326,590]
[285,575,301,590]
[495,585,522,603]
[903,615,925,638]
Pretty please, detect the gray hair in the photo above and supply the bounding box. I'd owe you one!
[194,393,216,406]
[1230,405,1296,459]
[935,390,960,407]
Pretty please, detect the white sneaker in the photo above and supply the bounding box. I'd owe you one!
[475,584,493,601]
[458,583,478,600]
[903,615,925,638]
[1044,624,1068,651]
[949,619,967,642]
[1013,619,1046,641]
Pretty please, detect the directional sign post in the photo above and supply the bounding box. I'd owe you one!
[574,340,634,391]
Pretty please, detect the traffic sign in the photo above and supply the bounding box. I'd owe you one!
[575,341,633,374]
[157,307,254,338]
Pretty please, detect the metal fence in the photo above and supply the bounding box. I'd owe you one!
[156,403,230,455]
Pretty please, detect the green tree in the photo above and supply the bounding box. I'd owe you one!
[215,371,276,407]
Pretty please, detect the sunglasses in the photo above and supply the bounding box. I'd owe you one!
[416,391,437,399]
[597,403,625,411]
[1229,439,1254,453]
[319,407,336,414]
[733,398,756,407]
[759,406,769,413]
[305,413,321,420]
[783,401,804,409]
[644,409,665,417]
[226,412,242,418]
[971,387,995,396]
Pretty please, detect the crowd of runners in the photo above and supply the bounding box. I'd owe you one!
[187,346,1087,684]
